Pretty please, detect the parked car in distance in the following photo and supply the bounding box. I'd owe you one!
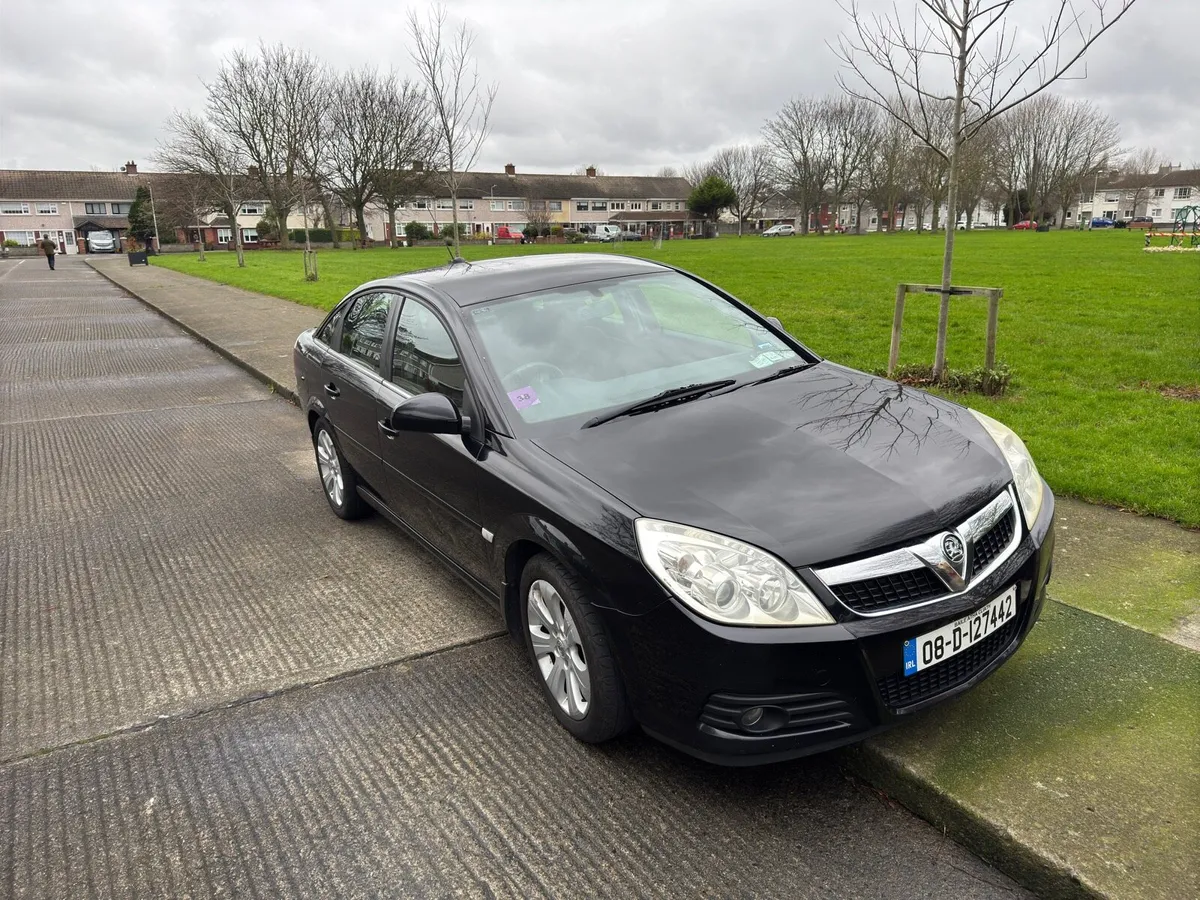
[294,254,1055,766]
[971,222,991,229]
[86,230,116,253]
[494,226,527,244]
[1089,217,1115,229]
[762,224,795,237]
[614,230,642,241]
[1011,220,1037,230]
[1126,216,1154,229]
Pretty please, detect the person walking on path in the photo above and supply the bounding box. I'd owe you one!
[38,235,57,270]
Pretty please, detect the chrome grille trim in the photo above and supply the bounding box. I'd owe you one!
[811,486,1022,618]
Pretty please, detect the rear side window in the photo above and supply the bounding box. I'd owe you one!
[339,292,393,369]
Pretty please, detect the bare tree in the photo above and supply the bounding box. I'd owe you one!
[372,85,435,248]
[680,160,713,187]
[655,166,680,178]
[836,0,1137,379]
[572,165,608,177]
[155,110,252,267]
[764,96,834,234]
[864,114,915,233]
[709,144,772,235]
[407,4,497,258]
[825,96,881,232]
[1119,146,1170,220]
[155,173,214,261]
[954,121,1000,226]
[206,43,324,251]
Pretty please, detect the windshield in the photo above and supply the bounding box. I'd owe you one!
[90,231,112,240]
[467,271,805,431]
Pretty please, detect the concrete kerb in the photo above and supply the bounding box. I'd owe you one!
[85,258,300,405]
[846,744,1100,900]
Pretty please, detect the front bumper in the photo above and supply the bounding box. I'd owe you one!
[606,486,1055,766]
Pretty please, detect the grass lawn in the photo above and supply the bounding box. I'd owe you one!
[153,231,1200,526]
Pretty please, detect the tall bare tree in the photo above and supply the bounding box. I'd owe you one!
[836,0,1137,379]
[372,84,435,248]
[709,144,772,235]
[825,96,881,232]
[864,115,915,233]
[155,110,252,267]
[763,96,835,234]
[206,42,324,250]
[155,173,214,261]
[1119,146,1170,220]
[407,5,497,258]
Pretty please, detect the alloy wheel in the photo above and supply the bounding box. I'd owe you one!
[316,429,344,507]
[527,579,591,719]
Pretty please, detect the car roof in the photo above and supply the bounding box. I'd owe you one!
[369,253,671,307]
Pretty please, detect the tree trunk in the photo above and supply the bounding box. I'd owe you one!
[388,206,399,247]
[355,204,368,247]
[933,9,969,383]
[195,215,206,261]
[276,201,292,250]
[450,188,462,257]
[321,195,340,249]
[930,201,941,232]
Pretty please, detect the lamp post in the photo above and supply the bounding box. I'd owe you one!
[148,180,161,251]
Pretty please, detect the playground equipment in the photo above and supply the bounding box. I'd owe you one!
[1143,205,1200,252]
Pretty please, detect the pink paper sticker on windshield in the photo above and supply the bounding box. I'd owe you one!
[508,386,540,410]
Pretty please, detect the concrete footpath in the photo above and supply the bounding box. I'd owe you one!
[89,256,1199,900]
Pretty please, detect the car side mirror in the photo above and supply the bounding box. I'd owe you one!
[389,393,469,435]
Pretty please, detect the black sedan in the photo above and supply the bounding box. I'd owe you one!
[294,254,1054,765]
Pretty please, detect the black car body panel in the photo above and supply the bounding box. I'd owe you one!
[534,362,1011,568]
[294,254,1055,765]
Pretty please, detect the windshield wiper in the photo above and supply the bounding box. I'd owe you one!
[582,379,736,429]
[742,362,817,388]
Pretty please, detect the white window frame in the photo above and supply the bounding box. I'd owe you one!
[1,202,30,215]
[650,201,662,211]
[412,199,430,210]
[507,199,525,211]
[630,202,643,211]
[35,202,58,215]
[1173,187,1192,200]
[1151,208,1162,218]
[110,202,131,215]
[1152,188,1165,198]
[610,201,626,211]
[84,202,107,215]
[217,228,232,244]
[549,200,562,212]
[242,227,259,243]
[6,230,35,245]
[458,198,474,209]
[435,198,453,209]
[240,203,264,216]
[490,199,504,211]
[575,201,588,212]
[591,201,607,211]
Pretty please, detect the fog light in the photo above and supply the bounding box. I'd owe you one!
[741,707,765,728]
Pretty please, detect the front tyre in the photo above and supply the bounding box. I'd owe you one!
[312,417,367,520]
[521,554,632,744]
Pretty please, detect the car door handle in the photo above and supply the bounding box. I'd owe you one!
[378,419,399,439]
[324,382,341,398]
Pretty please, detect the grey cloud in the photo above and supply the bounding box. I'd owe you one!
[3,0,1196,173]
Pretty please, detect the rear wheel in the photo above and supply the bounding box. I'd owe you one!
[521,554,632,743]
[312,417,367,520]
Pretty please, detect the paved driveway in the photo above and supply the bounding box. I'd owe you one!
[0,256,1029,898]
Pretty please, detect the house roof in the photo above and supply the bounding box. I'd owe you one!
[0,169,179,201]
[1093,167,1200,192]
[73,215,130,230]
[445,171,693,201]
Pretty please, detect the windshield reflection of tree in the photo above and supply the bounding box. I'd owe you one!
[342,297,389,366]
[791,368,975,461]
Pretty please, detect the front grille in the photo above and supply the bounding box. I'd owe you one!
[876,616,1020,709]
[831,566,945,613]
[972,510,1015,576]
[700,691,861,737]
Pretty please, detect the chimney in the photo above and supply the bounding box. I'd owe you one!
[248,165,260,178]
[586,166,596,178]
[504,163,516,176]
[123,160,138,174]
[412,160,424,172]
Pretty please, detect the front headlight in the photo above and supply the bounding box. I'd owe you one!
[635,519,835,626]
[970,409,1044,528]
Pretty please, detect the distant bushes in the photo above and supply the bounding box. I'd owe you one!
[289,228,334,243]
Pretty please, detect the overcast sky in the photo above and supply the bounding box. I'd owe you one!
[2,0,1196,175]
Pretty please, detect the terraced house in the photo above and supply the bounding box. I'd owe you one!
[0,162,168,254]
[373,165,697,240]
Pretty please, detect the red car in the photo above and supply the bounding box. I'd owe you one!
[495,225,528,243]
[1011,220,1036,230]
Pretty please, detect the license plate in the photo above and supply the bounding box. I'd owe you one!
[903,587,1017,677]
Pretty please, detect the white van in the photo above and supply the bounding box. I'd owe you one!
[590,224,622,242]
[87,230,116,253]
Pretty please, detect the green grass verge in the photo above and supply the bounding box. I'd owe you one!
[153,231,1200,526]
